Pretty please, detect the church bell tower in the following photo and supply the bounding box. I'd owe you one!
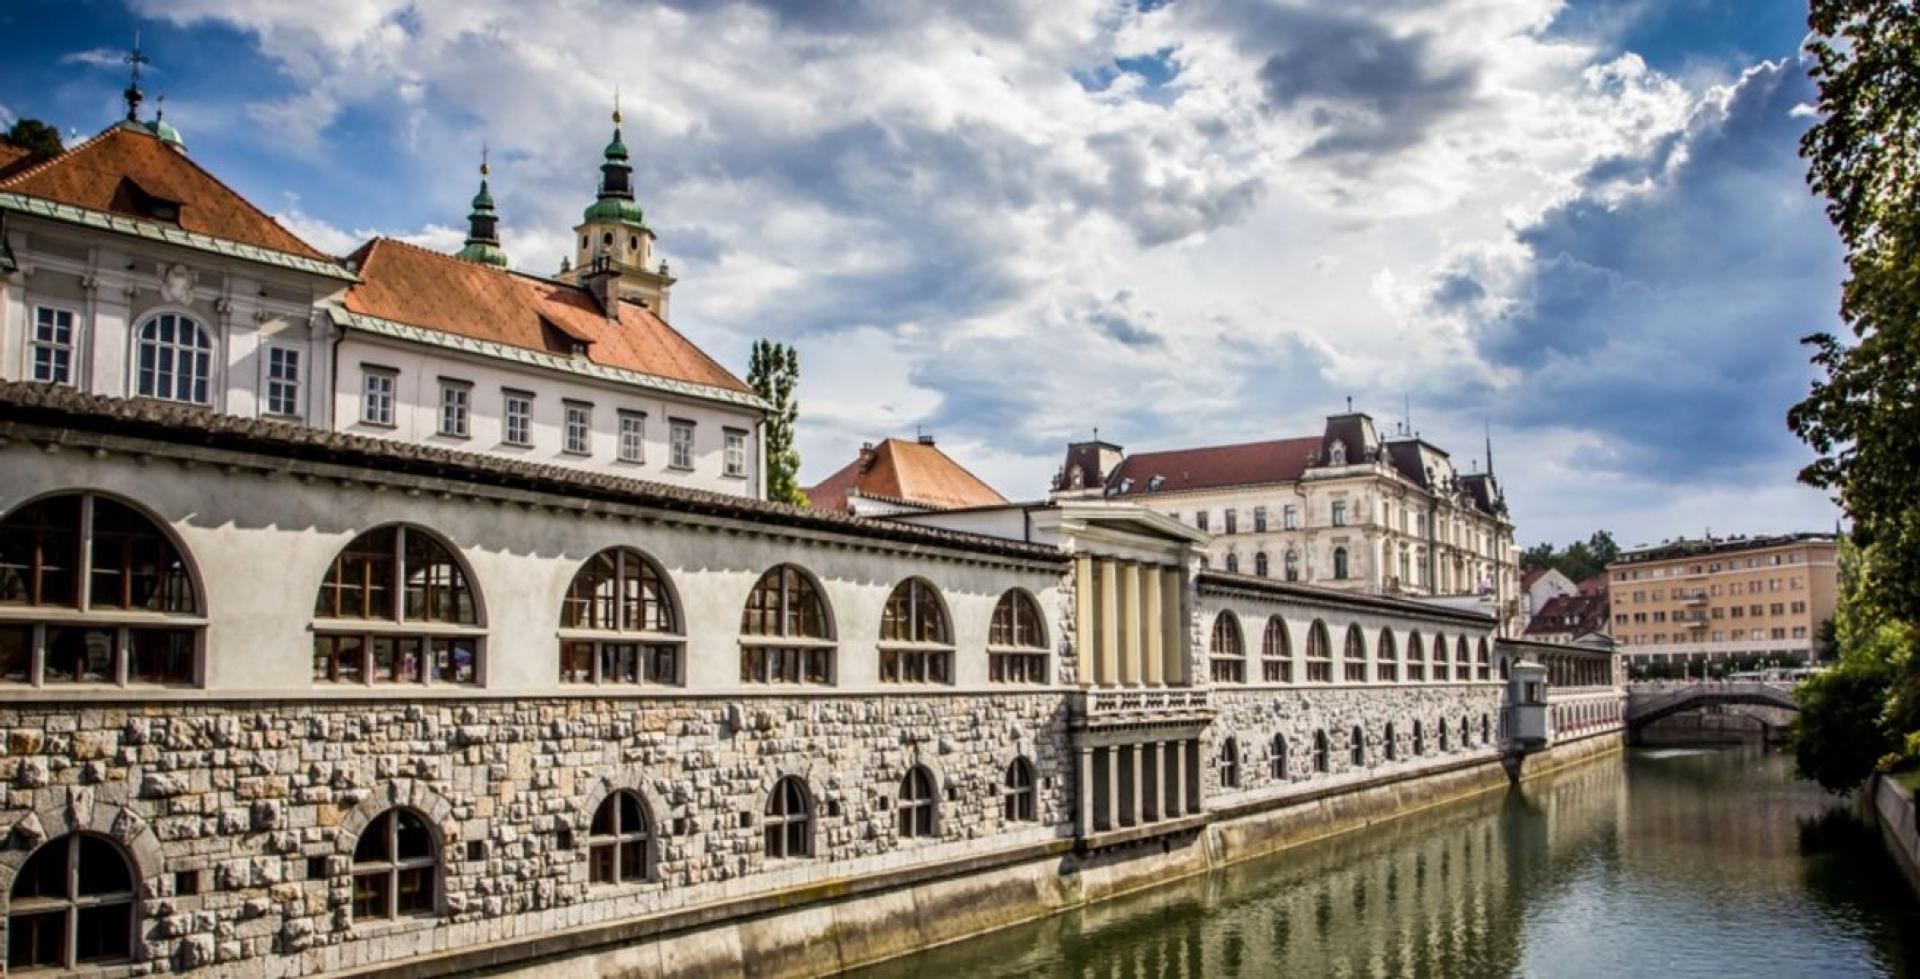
[562,95,676,319]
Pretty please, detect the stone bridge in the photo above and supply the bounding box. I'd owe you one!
[1624,681,1799,731]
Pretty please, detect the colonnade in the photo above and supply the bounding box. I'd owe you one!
[1078,738,1204,833]
[1076,554,1188,686]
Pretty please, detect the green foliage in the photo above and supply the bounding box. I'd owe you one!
[1792,660,1897,793]
[1519,530,1618,583]
[1,118,62,157]
[748,339,807,507]
[1791,2,1920,627]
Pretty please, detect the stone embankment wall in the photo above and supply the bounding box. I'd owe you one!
[1873,775,1920,897]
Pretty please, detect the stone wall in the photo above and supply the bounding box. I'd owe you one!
[0,692,1073,976]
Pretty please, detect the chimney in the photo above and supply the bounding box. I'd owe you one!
[581,253,620,322]
[857,442,877,471]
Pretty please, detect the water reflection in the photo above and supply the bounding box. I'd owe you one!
[848,745,1920,978]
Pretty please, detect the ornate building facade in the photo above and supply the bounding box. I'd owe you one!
[1052,412,1521,634]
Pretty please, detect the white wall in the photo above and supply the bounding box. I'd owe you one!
[334,334,763,499]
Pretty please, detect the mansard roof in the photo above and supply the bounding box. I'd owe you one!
[1102,436,1322,497]
[0,382,1060,566]
[807,438,1007,513]
[1524,591,1609,638]
[338,236,755,399]
[0,124,333,266]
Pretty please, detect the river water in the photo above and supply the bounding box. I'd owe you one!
[850,745,1920,978]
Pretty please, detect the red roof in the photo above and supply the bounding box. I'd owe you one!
[808,438,1007,513]
[1104,436,1321,496]
[339,237,754,396]
[0,125,330,262]
[0,144,37,181]
[1525,592,1609,637]
[1577,571,1610,595]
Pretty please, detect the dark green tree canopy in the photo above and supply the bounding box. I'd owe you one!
[749,339,807,507]
[1520,530,1618,583]
[1,118,62,158]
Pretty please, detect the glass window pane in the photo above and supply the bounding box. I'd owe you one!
[355,813,392,863]
[76,836,132,896]
[352,870,389,919]
[44,626,115,683]
[395,812,432,860]
[0,624,31,683]
[396,866,434,915]
[128,629,194,684]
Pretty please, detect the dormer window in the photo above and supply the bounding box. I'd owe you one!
[1329,441,1347,465]
[110,176,183,224]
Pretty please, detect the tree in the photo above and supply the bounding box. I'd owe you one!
[748,339,807,506]
[1789,2,1920,626]
[1518,530,1618,583]
[1,118,62,157]
[1788,538,1918,791]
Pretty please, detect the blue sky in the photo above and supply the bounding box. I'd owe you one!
[0,0,1841,549]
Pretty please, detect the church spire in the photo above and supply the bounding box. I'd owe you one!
[122,31,149,122]
[455,147,510,269]
[583,93,644,229]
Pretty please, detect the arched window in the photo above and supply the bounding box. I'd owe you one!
[880,578,951,684]
[1414,719,1425,755]
[1224,552,1239,574]
[1477,637,1492,680]
[1460,715,1471,747]
[1350,725,1365,767]
[1209,611,1245,683]
[1271,734,1288,780]
[1499,653,1510,680]
[559,548,681,686]
[7,833,137,970]
[1312,730,1330,774]
[1481,714,1492,745]
[0,494,199,686]
[739,565,833,685]
[1377,629,1399,682]
[989,590,1048,683]
[1455,636,1471,678]
[134,312,212,404]
[1284,549,1300,581]
[896,766,938,838]
[313,525,481,685]
[1439,718,1450,751]
[1305,620,1332,682]
[1332,547,1349,580]
[1343,623,1367,682]
[1003,758,1036,822]
[1431,632,1450,681]
[588,790,653,885]
[1261,616,1292,683]
[763,776,813,858]
[1254,551,1269,577]
[1407,632,1426,682]
[1218,737,1240,789]
[352,808,438,921]
[1385,722,1398,761]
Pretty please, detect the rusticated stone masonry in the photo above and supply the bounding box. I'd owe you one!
[0,694,1073,976]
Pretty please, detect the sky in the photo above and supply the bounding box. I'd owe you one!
[0,0,1843,551]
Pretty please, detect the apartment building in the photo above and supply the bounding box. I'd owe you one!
[1608,533,1839,669]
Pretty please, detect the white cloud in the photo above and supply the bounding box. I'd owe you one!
[151,0,1834,547]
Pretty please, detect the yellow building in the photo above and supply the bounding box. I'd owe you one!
[1608,533,1839,670]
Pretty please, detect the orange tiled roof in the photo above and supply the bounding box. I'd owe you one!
[0,125,330,262]
[0,143,38,180]
[339,237,754,396]
[808,438,1008,512]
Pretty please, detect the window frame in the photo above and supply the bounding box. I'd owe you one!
[723,427,749,479]
[361,367,397,427]
[263,344,303,418]
[29,304,79,386]
[133,311,214,406]
[617,410,647,463]
[587,790,654,886]
[558,547,683,687]
[350,808,440,922]
[503,389,535,447]
[6,832,139,971]
[1304,620,1332,683]
[437,379,472,438]
[763,776,814,859]
[878,578,953,685]
[988,589,1049,684]
[668,418,696,471]
[1209,611,1245,683]
[738,565,835,686]
[311,525,484,687]
[1002,757,1037,822]
[896,765,939,839]
[563,401,594,456]
[1260,616,1292,683]
[1217,737,1240,789]
[0,493,203,688]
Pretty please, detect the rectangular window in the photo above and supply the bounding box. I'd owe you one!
[30,306,76,384]
[1331,501,1347,526]
[361,370,395,426]
[438,381,470,437]
[504,391,533,446]
[618,411,646,463]
[564,402,592,455]
[1253,506,1267,533]
[1224,509,1238,535]
[1284,505,1299,530]
[1195,510,1210,532]
[264,346,301,416]
[724,428,748,478]
[669,418,696,470]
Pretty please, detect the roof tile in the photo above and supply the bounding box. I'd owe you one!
[808,438,1007,512]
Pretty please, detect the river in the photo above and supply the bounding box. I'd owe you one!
[848,744,1920,978]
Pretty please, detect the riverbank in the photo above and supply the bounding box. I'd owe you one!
[489,735,1626,978]
[1874,773,1920,897]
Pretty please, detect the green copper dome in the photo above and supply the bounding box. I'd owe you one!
[582,195,645,227]
[147,117,186,150]
[604,127,630,162]
[455,240,510,268]
[470,179,496,212]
